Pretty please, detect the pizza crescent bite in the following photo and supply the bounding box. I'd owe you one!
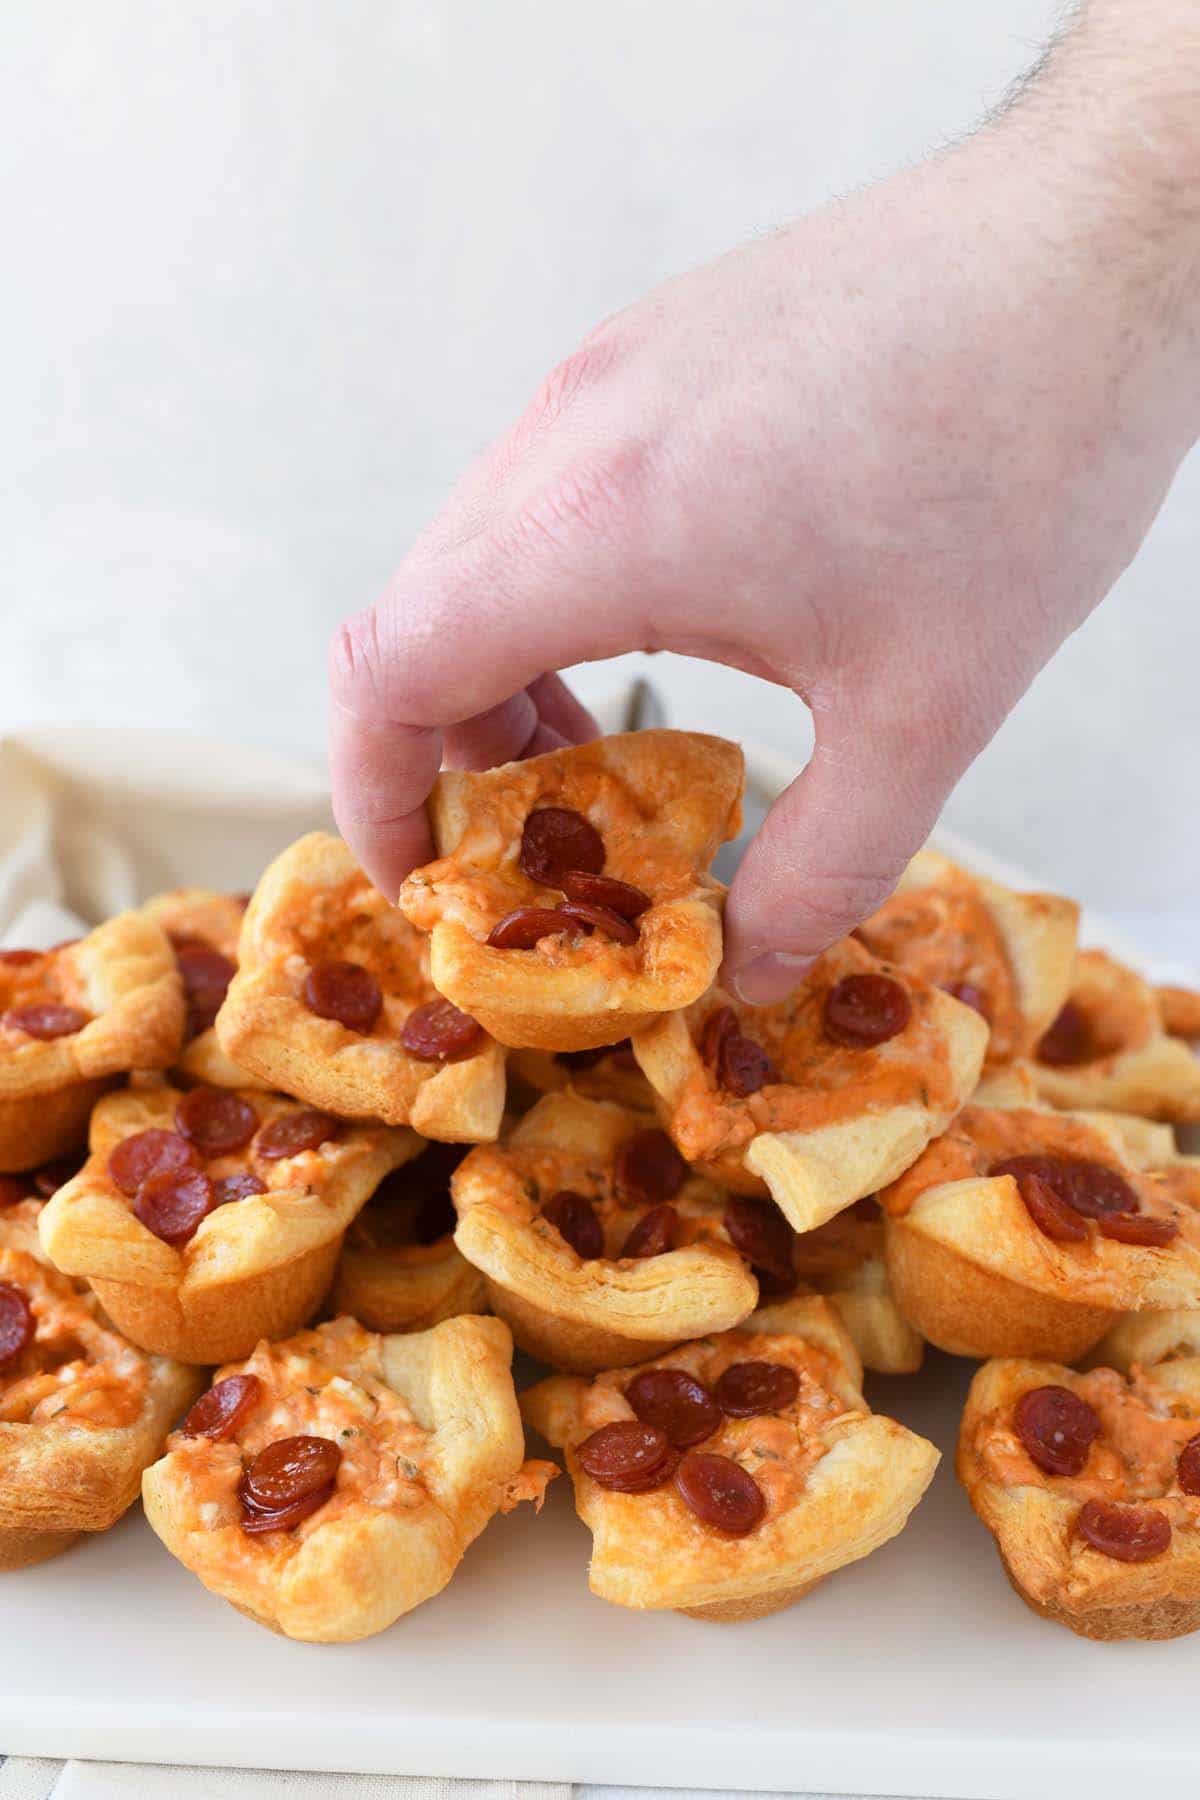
[855,848,1079,1065]
[37,1079,422,1363]
[881,1105,1200,1363]
[142,887,264,1090]
[217,833,505,1142]
[330,1142,488,1333]
[1033,950,1200,1122]
[450,1092,758,1373]
[632,937,987,1233]
[790,1201,924,1375]
[0,910,185,1171]
[1088,1158,1200,1373]
[958,1356,1200,1640]
[0,1196,201,1570]
[142,1313,554,1642]
[521,1295,938,1621]
[397,731,744,1052]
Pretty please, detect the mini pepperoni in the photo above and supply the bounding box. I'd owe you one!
[255,1111,338,1160]
[400,998,483,1062]
[2,1004,89,1040]
[625,1369,722,1447]
[519,807,605,887]
[0,948,42,966]
[1013,1385,1100,1477]
[540,1189,604,1259]
[211,1172,267,1208]
[620,1203,679,1259]
[1177,1435,1200,1496]
[1037,1000,1094,1066]
[990,1155,1137,1221]
[943,980,990,1021]
[675,1451,766,1536]
[717,1029,777,1097]
[1098,1211,1180,1247]
[486,907,568,950]
[176,1088,259,1158]
[240,1480,339,1535]
[713,1360,800,1418]
[302,960,382,1034]
[1018,1172,1088,1243]
[699,1006,736,1067]
[174,941,236,1036]
[239,1434,342,1533]
[576,1420,676,1492]
[614,1129,688,1206]
[32,1152,84,1197]
[555,898,639,945]
[822,974,911,1048]
[559,871,651,919]
[723,1194,795,1281]
[181,1373,263,1441]
[108,1128,199,1198]
[0,1282,34,1366]
[134,1168,215,1245]
[1076,1499,1171,1562]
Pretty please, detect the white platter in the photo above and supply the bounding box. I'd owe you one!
[1,733,1197,1796]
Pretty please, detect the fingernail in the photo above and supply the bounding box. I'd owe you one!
[729,952,815,1006]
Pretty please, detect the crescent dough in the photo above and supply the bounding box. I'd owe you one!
[451,1091,757,1373]
[217,833,506,1141]
[0,1198,201,1570]
[958,1355,1200,1640]
[143,1313,553,1642]
[791,1202,923,1374]
[38,1078,422,1363]
[633,936,987,1231]
[522,1294,938,1619]
[398,731,744,1051]
[857,848,1079,1064]
[1033,950,1200,1122]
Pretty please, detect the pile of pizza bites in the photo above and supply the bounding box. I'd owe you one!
[2,732,1200,1644]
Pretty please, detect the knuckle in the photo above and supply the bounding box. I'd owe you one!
[502,440,652,565]
[784,867,904,946]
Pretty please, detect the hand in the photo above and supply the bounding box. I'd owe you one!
[330,9,1200,1002]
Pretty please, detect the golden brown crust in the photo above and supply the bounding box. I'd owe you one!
[633,939,987,1231]
[142,1314,547,1641]
[0,1079,113,1175]
[957,1357,1200,1641]
[1034,951,1200,1122]
[1159,984,1200,1041]
[523,1295,938,1616]
[37,1079,422,1362]
[217,833,506,1139]
[451,1092,757,1373]
[398,732,744,1051]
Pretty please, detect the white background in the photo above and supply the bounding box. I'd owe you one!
[3,1,1197,923]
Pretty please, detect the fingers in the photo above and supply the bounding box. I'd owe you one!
[721,694,970,1003]
[441,675,599,772]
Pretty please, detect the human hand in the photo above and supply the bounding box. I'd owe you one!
[330,13,1200,1002]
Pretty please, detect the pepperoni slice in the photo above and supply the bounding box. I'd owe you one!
[943,980,990,1021]
[674,1451,766,1536]
[1076,1499,1171,1562]
[32,1152,84,1197]
[240,1480,339,1535]
[108,1128,199,1198]
[540,1189,604,1259]
[181,1373,263,1440]
[1037,1000,1094,1066]
[723,1194,795,1281]
[614,1129,688,1206]
[1013,1385,1100,1477]
[486,907,568,950]
[713,1360,800,1418]
[555,899,640,945]
[0,1176,31,1208]
[991,1155,1139,1222]
[519,807,605,887]
[625,1369,722,1447]
[822,974,911,1048]
[134,1168,215,1245]
[2,1004,89,1040]
[1100,1210,1180,1246]
[174,941,236,1036]
[302,960,382,1034]
[0,1282,34,1367]
[255,1111,338,1160]
[559,871,651,919]
[699,1006,736,1068]
[1017,1172,1089,1243]
[0,948,42,966]
[212,1171,267,1208]
[176,1087,259,1158]
[576,1420,676,1492]
[1177,1435,1200,1496]
[400,998,483,1062]
[620,1203,679,1259]
[239,1434,342,1533]
[717,1029,777,1097]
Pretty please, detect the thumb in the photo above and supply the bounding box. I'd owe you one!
[722,697,973,1003]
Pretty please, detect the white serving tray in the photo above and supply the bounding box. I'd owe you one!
[1,736,1197,1796]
